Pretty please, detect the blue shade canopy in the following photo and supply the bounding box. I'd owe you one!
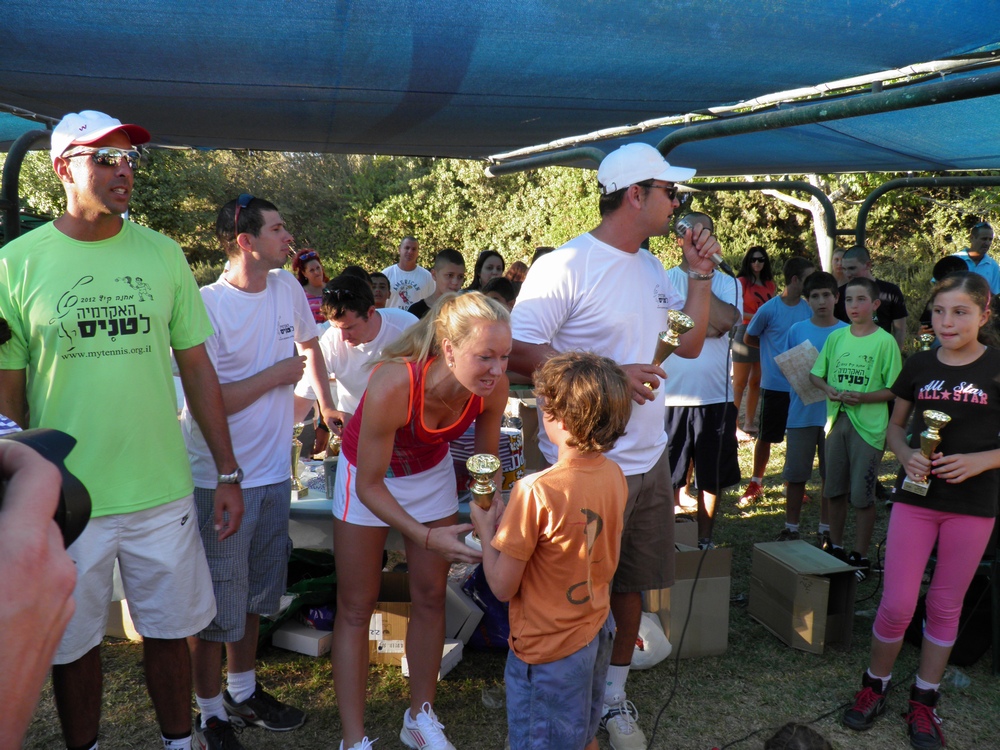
[2,0,1000,174]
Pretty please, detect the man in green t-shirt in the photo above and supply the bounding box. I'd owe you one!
[0,111,243,750]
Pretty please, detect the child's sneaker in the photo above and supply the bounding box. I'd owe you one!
[223,682,306,731]
[193,713,245,750]
[848,551,871,582]
[775,528,800,542]
[601,699,647,750]
[340,739,377,750]
[737,480,763,508]
[399,702,455,750]
[843,672,890,731]
[906,685,945,750]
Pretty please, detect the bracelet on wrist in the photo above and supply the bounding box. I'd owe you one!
[687,268,715,281]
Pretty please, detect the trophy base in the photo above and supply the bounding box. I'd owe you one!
[465,531,482,551]
[901,477,930,496]
[293,482,308,498]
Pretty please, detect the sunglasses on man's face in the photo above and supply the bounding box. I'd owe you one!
[63,147,141,170]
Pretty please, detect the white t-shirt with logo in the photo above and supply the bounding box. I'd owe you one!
[182,269,319,489]
[511,234,683,475]
[381,264,434,310]
[662,266,742,406]
[302,307,418,414]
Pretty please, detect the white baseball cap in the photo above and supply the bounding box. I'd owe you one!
[50,110,151,165]
[597,143,696,195]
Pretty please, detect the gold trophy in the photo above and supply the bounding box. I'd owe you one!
[291,422,308,497]
[901,410,951,496]
[645,309,695,388]
[918,333,935,351]
[467,453,501,510]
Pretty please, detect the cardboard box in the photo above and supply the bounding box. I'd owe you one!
[674,516,698,548]
[369,572,411,666]
[402,639,463,680]
[445,581,484,644]
[272,620,333,657]
[748,541,858,654]
[644,544,732,658]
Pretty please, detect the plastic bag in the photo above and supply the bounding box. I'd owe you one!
[631,611,672,670]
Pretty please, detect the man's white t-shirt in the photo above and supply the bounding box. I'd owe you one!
[182,269,319,489]
[662,267,742,406]
[381,264,434,310]
[511,234,683,475]
[304,307,418,414]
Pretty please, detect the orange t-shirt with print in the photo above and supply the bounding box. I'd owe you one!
[492,454,627,664]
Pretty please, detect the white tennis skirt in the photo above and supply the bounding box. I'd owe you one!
[332,450,459,527]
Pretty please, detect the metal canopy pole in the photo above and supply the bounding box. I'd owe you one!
[657,68,1000,156]
[484,145,607,178]
[686,180,838,262]
[855,175,1000,248]
[1,129,50,243]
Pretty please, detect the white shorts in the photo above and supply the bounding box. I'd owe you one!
[333,452,458,527]
[55,495,216,664]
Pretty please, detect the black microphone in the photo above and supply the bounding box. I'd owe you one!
[674,212,735,277]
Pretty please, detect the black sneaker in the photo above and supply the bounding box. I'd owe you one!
[776,528,800,542]
[843,673,890,731]
[193,714,245,750]
[906,686,945,750]
[848,551,871,582]
[223,682,306,731]
[827,545,848,563]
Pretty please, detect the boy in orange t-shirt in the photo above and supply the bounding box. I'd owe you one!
[471,351,631,750]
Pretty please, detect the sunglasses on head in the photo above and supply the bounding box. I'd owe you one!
[232,193,255,240]
[323,286,355,302]
[63,147,141,170]
[298,250,319,263]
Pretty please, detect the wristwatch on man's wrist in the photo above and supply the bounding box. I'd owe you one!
[217,467,244,484]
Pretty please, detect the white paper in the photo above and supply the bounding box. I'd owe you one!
[774,340,827,405]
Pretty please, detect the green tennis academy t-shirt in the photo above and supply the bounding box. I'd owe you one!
[811,325,902,450]
[0,221,213,517]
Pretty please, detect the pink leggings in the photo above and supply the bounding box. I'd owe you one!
[873,503,994,647]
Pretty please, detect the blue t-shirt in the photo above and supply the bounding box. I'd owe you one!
[746,296,812,392]
[952,249,1000,294]
[786,319,847,428]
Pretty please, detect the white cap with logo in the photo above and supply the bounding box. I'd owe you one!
[597,142,696,195]
[50,110,151,165]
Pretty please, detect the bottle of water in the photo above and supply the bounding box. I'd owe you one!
[944,666,971,688]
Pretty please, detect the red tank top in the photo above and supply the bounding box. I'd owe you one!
[342,358,484,476]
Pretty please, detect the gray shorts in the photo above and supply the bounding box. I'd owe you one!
[195,480,293,642]
[615,448,675,593]
[824,415,883,509]
[782,426,826,483]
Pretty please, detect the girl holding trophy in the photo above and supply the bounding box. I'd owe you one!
[842,272,1000,750]
[330,292,510,750]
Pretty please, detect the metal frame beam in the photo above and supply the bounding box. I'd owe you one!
[1,129,50,243]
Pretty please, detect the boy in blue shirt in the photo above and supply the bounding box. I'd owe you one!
[739,256,814,505]
[778,272,846,543]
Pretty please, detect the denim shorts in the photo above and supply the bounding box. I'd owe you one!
[505,614,615,750]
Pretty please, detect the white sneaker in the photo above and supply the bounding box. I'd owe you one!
[399,702,456,750]
[339,738,377,750]
[601,699,647,750]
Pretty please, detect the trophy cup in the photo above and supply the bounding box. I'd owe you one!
[291,422,308,497]
[467,453,501,510]
[918,333,935,351]
[645,309,695,388]
[900,410,951,496]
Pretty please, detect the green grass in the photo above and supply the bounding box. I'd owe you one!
[23,440,1000,749]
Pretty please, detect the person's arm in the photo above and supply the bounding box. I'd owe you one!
[891,318,906,350]
[886,396,930,482]
[174,344,244,540]
[217,354,306,415]
[674,222,725,358]
[809,372,841,401]
[509,340,557,380]
[705,292,741,338]
[839,386,895,406]
[0,369,26,428]
[298,336,341,428]
[354,364,481,562]
[469,498,528,602]
[0,440,77,748]
[743,332,760,349]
